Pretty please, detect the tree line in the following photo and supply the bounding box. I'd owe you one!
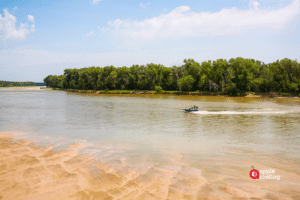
[0,81,45,87]
[43,57,300,96]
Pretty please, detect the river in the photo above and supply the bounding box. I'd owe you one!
[0,87,299,199]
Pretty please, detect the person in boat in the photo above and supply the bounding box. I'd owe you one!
[189,105,195,110]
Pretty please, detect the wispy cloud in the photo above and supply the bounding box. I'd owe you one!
[0,9,34,41]
[140,2,150,9]
[14,7,17,10]
[107,19,124,28]
[28,15,34,22]
[86,30,94,36]
[249,0,260,10]
[92,0,102,4]
[140,3,145,8]
[104,0,300,40]
[31,24,35,33]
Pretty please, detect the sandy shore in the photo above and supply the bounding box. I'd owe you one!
[0,86,47,90]
[0,132,299,200]
[245,94,260,98]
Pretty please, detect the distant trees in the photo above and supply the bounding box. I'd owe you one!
[43,57,300,96]
[228,57,260,96]
[178,75,195,92]
[212,59,230,91]
[0,81,41,87]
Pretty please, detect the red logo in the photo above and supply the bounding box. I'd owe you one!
[250,166,259,179]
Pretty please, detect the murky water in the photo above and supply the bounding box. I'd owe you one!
[1,88,300,198]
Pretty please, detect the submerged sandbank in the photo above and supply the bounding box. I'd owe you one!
[0,132,299,200]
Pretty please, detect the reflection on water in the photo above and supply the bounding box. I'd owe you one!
[1,88,300,198]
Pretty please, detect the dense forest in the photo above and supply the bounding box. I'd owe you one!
[43,57,300,96]
[0,81,45,87]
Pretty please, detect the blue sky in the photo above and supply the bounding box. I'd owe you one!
[0,0,299,82]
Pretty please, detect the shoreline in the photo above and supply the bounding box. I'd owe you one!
[1,132,299,199]
[2,86,299,99]
[0,86,47,90]
[50,88,300,99]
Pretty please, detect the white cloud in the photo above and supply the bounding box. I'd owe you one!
[253,1,260,9]
[249,0,260,10]
[101,27,109,31]
[140,3,150,9]
[108,19,126,28]
[104,0,300,40]
[0,48,188,76]
[0,9,32,41]
[28,15,34,22]
[93,0,102,4]
[86,30,94,36]
[14,7,17,10]
[31,24,35,33]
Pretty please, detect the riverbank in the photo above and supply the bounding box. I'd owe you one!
[0,86,47,90]
[51,88,300,98]
[1,132,299,200]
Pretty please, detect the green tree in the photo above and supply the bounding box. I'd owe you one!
[172,65,183,91]
[198,61,212,91]
[106,70,118,90]
[178,75,195,92]
[117,67,130,90]
[128,65,140,90]
[212,59,230,91]
[161,67,175,90]
[183,59,201,90]
[154,86,163,93]
[44,75,53,88]
[229,58,259,95]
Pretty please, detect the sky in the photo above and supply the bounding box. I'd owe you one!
[0,0,299,82]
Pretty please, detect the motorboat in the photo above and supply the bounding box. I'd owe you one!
[184,105,200,112]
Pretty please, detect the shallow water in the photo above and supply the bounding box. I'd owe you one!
[1,88,300,198]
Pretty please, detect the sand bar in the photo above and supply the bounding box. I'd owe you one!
[0,132,299,200]
[0,86,47,90]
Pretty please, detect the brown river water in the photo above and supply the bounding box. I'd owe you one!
[0,88,299,199]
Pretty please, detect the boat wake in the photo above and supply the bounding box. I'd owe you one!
[193,110,291,115]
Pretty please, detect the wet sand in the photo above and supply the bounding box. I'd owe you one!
[0,132,299,200]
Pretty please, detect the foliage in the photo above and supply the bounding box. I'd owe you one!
[154,86,164,93]
[178,75,195,92]
[0,81,44,87]
[43,58,300,96]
